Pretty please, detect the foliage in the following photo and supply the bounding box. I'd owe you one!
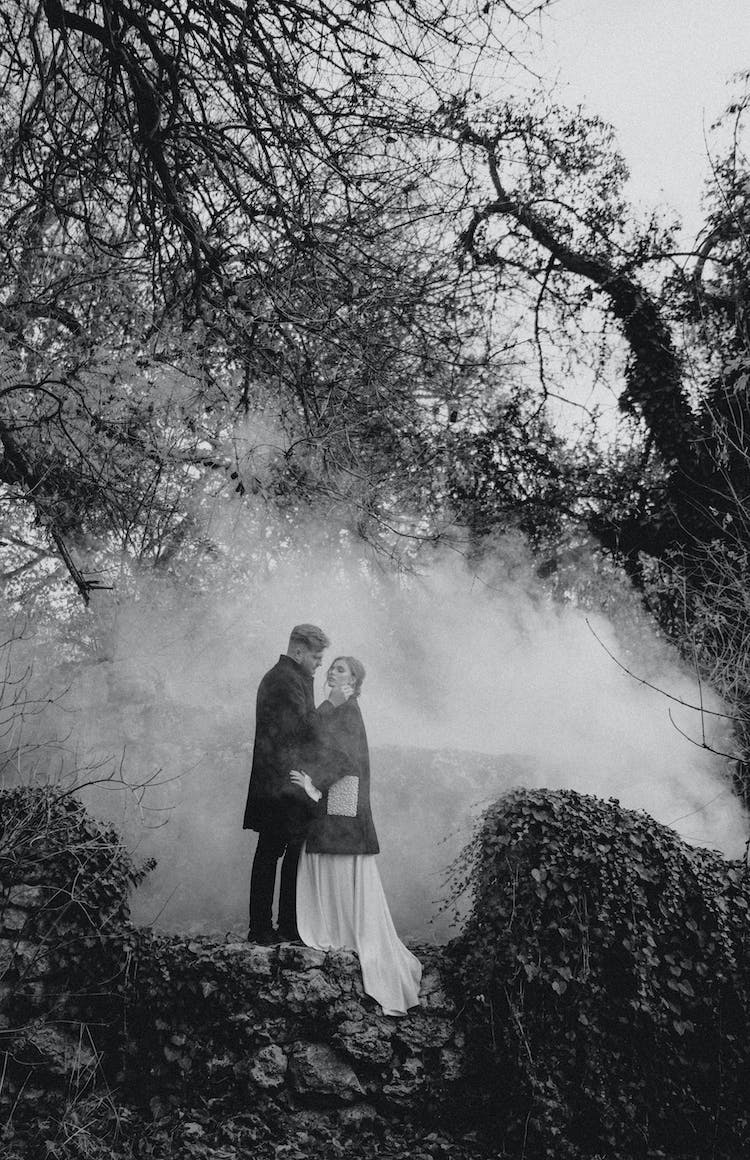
[443,390,604,552]
[0,0,550,609]
[2,6,750,755]
[432,79,750,794]
[4,0,535,304]
[441,82,750,582]
[0,785,478,1159]
[0,785,149,918]
[10,784,750,1159]
[0,786,151,1040]
[3,1096,488,1160]
[118,931,272,1104]
[446,788,750,1159]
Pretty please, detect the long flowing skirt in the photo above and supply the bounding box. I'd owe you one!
[297,845,422,1016]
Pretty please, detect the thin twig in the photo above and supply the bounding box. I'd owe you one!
[585,618,739,721]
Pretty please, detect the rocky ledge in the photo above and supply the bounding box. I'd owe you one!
[122,936,466,1126]
[1,877,467,1133]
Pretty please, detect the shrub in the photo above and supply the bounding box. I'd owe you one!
[446,788,750,1159]
[0,786,149,919]
[0,787,152,1061]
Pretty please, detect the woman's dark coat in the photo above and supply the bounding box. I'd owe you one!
[243,655,352,842]
[305,697,380,856]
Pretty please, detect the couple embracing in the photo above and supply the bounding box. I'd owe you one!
[243,623,422,1016]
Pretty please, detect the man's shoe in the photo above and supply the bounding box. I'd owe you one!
[278,928,304,945]
[248,928,281,946]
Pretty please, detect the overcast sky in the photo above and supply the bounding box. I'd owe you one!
[535,0,748,242]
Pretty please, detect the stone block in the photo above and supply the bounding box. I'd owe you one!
[0,938,48,977]
[331,999,364,1023]
[40,915,87,938]
[0,983,13,1028]
[393,1012,454,1050]
[0,906,28,934]
[252,1018,297,1046]
[323,948,359,972]
[335,966,365,997]
[283,969,341,1009]
[248,1043,288,1090]
[418,968,452,1011]
[381,1056,425,1102]
[223,942,275,978]
[10,941,50,978]
[333,1019,394,1066]
[418,967,444,996]
[277,944,327,970]
[11,1021,99,1080]
[7,885,47,909]
[289,1042,364,1104]
[0,940,15,974]
[337,1015,392,1039]
[336,1102,380,1130]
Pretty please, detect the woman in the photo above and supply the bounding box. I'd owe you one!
[290,657,422,1016]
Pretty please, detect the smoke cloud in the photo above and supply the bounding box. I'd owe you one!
[11,529,747,944]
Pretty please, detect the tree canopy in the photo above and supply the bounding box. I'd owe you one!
[1,0,557,609]
[3,2,750,785]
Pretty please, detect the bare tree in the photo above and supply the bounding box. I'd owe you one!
[0,0,550,603]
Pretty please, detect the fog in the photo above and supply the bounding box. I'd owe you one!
[36,534,744,944]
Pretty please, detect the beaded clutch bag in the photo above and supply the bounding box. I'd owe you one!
[326,775,359,817]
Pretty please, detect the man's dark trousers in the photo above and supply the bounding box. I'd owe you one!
[249,831,302,938]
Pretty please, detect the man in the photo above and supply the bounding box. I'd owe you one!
[243,624,346,944]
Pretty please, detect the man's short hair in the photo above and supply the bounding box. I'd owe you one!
[289,624,330,652]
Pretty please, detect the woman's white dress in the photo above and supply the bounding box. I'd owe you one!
[297,845,422,1016]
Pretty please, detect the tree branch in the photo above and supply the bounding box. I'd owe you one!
[458,125,698,476]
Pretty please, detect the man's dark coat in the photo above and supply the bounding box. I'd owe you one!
[243,654,351,842]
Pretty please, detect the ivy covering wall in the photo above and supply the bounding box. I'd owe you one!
[448,788,750,1158]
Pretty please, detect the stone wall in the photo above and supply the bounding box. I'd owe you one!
[0,882,56,1021]
[1,880,467,1129]
[0,881,101,1088]
[0,783,469,1131]
[122,934,467,1131]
